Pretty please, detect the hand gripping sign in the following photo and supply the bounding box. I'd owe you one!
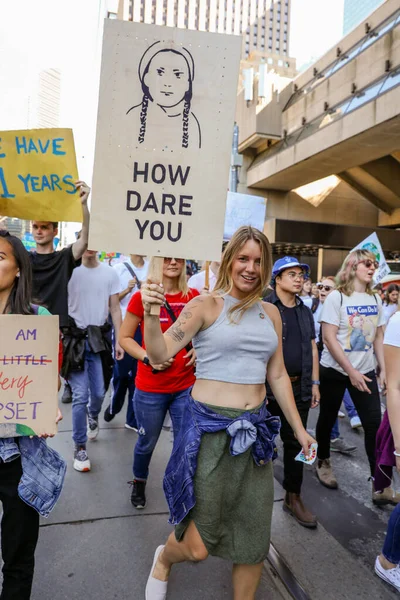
[89,20,242,264]
[0,315,59,437]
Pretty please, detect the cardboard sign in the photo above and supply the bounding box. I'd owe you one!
[89,20,241,261]
[353,232,390,285]
[0,128,81,222]
[224,192,266,240]
[0,315,59,438]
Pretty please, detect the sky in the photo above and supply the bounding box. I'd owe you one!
[290,0,345,70]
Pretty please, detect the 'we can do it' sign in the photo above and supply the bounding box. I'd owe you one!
[89,20,242,261]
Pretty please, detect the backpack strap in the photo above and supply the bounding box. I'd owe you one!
[123,262,141,289]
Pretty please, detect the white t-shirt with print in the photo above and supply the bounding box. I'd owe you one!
[320,290,385,375]
[113,259,149,319]
[68,263,120,328]
[384,311,400,347]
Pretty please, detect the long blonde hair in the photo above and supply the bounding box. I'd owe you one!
[213,226,272,321]
[336,249,377,296]
[148,257,189,296]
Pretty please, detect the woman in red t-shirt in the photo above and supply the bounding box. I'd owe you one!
[120,256,199,509]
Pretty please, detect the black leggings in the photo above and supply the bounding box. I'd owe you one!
[316,365,381,475]
[0,458,39,600]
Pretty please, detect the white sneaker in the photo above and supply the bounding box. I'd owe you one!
[350,416,362,429]
[145,545,167,600]
[73,447,91,472]
[375,556,400,592]
[338,410,345,418]
[87,416,99,441]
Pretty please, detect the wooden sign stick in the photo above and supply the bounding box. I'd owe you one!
[150,256,164,316]
[204,261,210,290]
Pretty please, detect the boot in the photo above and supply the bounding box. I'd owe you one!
[283,492,317,529]
[316,459,338,489]
[373,485,400,507]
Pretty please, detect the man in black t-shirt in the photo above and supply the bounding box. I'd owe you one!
[265,256,320,529]
[30,181,91,401]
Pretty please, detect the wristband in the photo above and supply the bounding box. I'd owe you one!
[394,451,400,457]
[142,356,150,366]
[312,380,320,385]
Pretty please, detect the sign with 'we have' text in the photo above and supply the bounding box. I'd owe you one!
[89,20,242,260]
[0,315,59,438]
[0,128,81,222]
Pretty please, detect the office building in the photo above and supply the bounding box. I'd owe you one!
[118,0,295,72]
[343,0,385,35]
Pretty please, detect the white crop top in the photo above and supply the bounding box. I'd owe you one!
[192,295,278,384]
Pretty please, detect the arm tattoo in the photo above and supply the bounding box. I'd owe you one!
[166,324,185,342]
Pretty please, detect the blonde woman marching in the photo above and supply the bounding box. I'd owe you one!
[315,249,387,500]
[141,226,315,600]
[119,256,199,510]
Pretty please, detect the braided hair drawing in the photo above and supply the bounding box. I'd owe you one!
[127,42,201,149]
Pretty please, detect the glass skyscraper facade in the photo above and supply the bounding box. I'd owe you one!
[343,0,384,35]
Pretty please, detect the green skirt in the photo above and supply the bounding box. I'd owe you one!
[175,402,274,565]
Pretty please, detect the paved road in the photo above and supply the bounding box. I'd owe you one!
[2,390,397,599]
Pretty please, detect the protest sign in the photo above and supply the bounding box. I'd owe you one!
[0,315,59,438]
[22,232,36,252]
[0,128,81,222]
[353,232,390,285]
[224,192,266,240]
[89,20,242,261]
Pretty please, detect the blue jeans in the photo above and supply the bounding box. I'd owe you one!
[382,503,400,563]
[133,387,189,480]
[343,388,358,419]
[110,351,137,428]
[69,342,105,446]
[330,389,359,440]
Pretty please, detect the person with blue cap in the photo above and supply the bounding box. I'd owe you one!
[265,256,320,528]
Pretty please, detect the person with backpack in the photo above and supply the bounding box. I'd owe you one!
[103,254,149,429]
[119,256,199,510]
[314,277,357,456]
[315,250,389,502]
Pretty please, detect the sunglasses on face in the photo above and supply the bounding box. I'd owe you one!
[359,259,379,270]
[317,284,334,291]
[164,257,184,264]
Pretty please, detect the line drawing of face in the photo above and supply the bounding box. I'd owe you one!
[143,50,191,109]
[126,41,201,149]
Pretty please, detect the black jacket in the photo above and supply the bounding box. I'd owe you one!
[265,291,315,402]
[61,318,113,389]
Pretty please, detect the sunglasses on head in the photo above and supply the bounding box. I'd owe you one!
[359,259,379,270]
[317,284,334,291]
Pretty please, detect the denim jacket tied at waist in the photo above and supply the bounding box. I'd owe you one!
[0,436,66,517]
[163,394,281,525]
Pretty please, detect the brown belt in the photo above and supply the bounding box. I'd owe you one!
[289,375,301,382]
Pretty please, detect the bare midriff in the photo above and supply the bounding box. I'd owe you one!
[191,379,266,410]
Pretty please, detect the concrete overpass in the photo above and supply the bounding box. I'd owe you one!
[236,0,400,269]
